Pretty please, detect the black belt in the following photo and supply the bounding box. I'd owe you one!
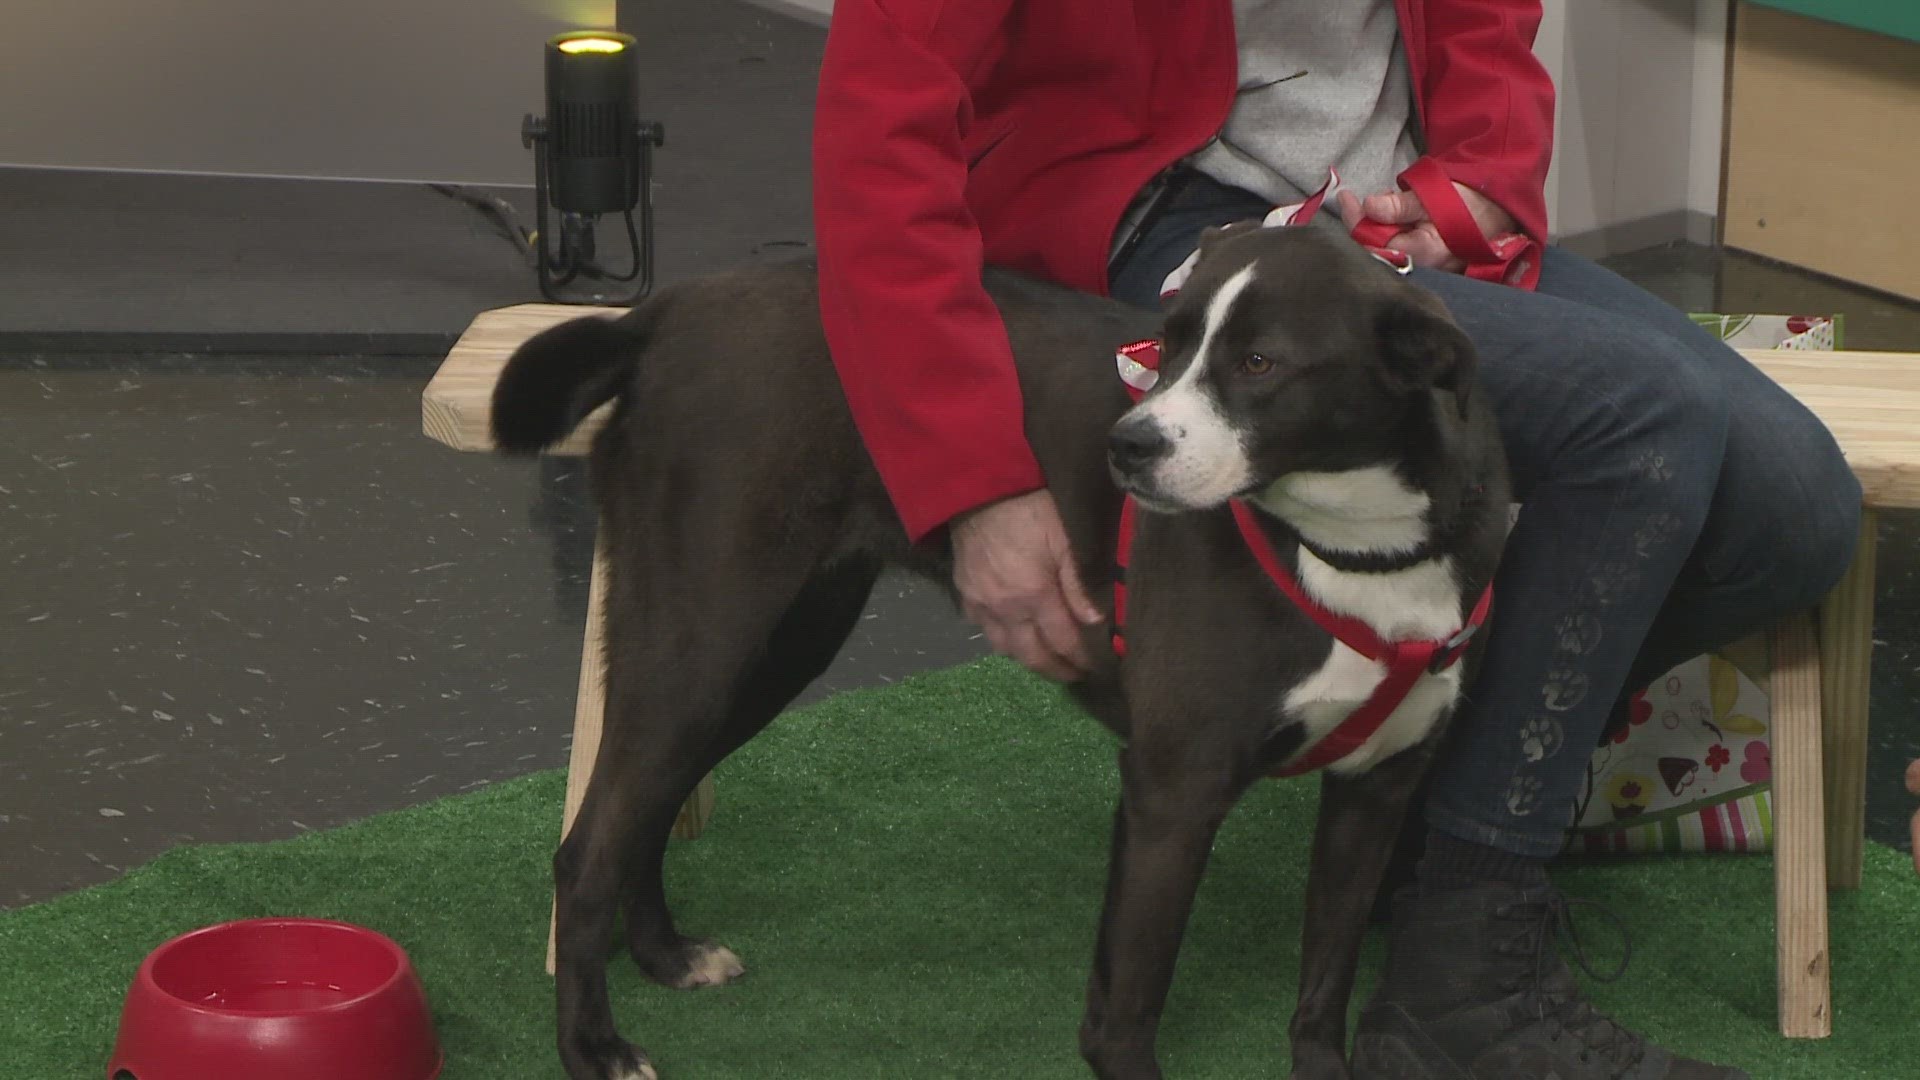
[1107,165,1197,275]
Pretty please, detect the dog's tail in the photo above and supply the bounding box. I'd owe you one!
[489,307,654,454]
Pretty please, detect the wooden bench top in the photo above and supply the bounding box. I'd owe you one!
[425,302,1920,509]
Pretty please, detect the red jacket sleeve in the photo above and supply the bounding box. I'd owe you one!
[812,0,1039,545]
[1411,0,1556,246]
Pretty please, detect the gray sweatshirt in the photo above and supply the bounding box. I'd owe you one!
[1185,0,1422,207]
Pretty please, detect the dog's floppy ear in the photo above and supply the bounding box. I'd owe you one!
[1373,295,1478,420]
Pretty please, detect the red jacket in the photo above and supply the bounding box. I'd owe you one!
[813,0,1555,544]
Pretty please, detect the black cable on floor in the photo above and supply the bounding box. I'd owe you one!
[425,183,537,268]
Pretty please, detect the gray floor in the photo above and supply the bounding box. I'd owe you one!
[0,350,982,905]
[3,0,1918,909]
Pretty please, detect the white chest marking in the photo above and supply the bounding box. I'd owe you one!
[1278,549,1466,774]
[1254,466,1431,557]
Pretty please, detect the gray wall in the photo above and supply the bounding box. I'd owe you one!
[1544,0,1727,240]
[0,0,615,184]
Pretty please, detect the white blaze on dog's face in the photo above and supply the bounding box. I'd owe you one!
[1120,262,1260,510]
[1107,226,1475,515]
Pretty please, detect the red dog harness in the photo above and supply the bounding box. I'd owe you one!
[1109,180,1495,776]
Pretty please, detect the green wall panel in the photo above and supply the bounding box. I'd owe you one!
[1750,0,1920,44]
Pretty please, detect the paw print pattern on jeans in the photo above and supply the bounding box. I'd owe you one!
[1553,612,1601,656]
[1520,716,1564,763]
[1633,511,1684,558]
[1588,562,1644,607]
[1630,449,1674,482]
[1541,667,1589,712]
[1506,775,1544,817]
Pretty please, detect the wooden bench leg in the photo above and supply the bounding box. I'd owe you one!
[545,528,717,975]
[1768,613,1832,1038]
[1816,509,1875,891]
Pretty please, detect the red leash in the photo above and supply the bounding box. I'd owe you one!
[1346,158,1537,287]
[1108,338,1492,777]
[1157,169,1416,303]
[1156,166,1535,300]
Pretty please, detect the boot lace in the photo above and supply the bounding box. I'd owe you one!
[1502,890,1645,1074]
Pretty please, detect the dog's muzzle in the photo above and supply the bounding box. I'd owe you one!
[1108,415,1171,482]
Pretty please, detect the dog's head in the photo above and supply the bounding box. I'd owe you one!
[1108,224,1476,512]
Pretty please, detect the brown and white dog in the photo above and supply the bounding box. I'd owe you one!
[491,222,1510,1080]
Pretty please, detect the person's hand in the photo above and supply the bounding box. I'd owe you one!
[1337,183,1518,274]
[950,489,1106,682]
[1907,759,1920,875]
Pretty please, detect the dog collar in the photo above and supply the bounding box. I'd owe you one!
[1108,338,1494,778]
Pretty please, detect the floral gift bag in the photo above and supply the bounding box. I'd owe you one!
[1688,313,1842,352]
[1563,312,1842,856]
[1570,655,1776,854]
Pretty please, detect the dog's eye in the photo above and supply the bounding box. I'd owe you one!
[1242,353,1275,376]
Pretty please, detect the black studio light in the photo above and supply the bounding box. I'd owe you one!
[522,30,665,304]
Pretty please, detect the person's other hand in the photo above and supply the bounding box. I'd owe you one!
[1337,183,1518,273]
[950,489,1106,682]
[1907,758,1920,875]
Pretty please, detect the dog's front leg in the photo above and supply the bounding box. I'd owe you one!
[1080,745,1248,1080]
[1286,745,1435,1080]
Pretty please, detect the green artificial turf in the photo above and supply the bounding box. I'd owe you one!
[3,657,1913,1078]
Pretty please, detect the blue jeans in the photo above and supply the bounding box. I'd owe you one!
[1109,170,1862,856]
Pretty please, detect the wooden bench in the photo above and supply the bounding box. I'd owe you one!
[424,302,1919,1037]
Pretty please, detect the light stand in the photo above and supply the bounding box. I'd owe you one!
[521,30,665,305]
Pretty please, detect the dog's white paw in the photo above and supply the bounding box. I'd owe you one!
[561,1034,654,1080]
[677,943,745,988]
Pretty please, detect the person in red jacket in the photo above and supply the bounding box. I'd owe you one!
[814,2,1858,1077]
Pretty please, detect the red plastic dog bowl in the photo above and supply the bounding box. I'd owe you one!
[107,918,441,1080]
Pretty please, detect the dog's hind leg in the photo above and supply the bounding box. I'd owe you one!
[553,539,878,1080]
[620,558,880,984]
[1285,745,1435,1080]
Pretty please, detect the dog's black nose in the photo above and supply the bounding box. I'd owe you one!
[1108,419,1170,476]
